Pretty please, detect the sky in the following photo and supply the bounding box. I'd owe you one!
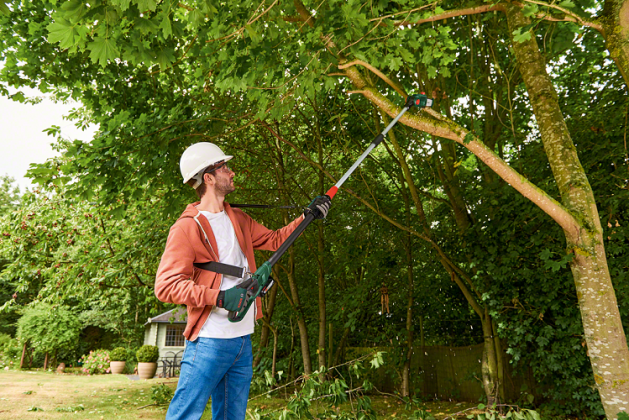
[0,87,98,192]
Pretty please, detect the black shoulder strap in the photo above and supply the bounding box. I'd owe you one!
[193,261,246,278]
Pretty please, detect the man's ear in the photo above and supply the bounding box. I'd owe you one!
[204,173,214,186]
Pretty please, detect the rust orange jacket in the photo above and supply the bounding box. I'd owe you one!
[155,202,303,341]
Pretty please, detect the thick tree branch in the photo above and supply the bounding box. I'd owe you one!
[342,66,581,237]
[397,1,603,34]
[339,60,406,98]
[401,4,506,26]
[293,0,315,28]
[517,0,603,33]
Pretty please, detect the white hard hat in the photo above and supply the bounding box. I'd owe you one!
[180,142,233,189]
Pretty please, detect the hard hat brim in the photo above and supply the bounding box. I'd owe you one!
[181,155,233,184]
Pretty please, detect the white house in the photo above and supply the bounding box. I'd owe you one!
[143,307,187,364]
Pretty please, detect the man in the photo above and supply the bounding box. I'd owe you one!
[155,142,331,420]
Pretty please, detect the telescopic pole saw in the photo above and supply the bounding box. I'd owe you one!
[227,93,433,322]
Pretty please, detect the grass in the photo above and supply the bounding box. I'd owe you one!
[0,370,469,419]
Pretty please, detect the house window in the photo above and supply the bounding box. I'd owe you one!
[165,324,185,347]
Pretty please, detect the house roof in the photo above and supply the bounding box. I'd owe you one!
[144,307,187,325]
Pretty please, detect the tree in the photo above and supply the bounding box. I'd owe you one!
[16,302,81,366]
[1,0,629,414]
[0,175,20,214]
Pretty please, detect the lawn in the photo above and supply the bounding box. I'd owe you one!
[0,370,468,419]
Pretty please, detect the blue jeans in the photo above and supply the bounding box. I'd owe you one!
[166,335,253,420]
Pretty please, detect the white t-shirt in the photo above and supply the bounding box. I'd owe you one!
[197,210,255,338]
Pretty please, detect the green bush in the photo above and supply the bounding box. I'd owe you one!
[110,347,127,362]
[0,334,21,370]
[16,303,81,360]
[136,345,159,363]
[0,333,12,350]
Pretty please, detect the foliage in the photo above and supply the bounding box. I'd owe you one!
[16,303,81,358]
[55,404,85,412]
[78,349,110,374]
[110,347,127,362]
[136,345,159,363]
[0,333,20,370]
[0,174,20,214]
[0,0,628,414]
[441,404,541,420]
[150,383,174,405]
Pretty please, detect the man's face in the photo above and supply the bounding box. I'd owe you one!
[211,164,235,195]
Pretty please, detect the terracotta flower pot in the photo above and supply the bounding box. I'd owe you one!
[138,362,157,380]
[110,361,126,374]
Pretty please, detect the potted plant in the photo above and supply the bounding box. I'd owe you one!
[136,345,159,380]
[109,347,127,374]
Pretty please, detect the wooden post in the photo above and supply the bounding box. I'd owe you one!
[19,342,27,369]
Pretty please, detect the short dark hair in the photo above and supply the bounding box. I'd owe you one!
[188,161,224,199]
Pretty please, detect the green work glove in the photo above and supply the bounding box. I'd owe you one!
[216,280,253,312]
[304,195,332,219]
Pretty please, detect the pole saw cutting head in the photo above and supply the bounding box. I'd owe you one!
[406,93,433,109]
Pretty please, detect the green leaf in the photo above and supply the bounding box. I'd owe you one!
[60,0,87,20]
[47,17,84,49]
[159,15,172,38]
[111,0,131,11]
[137,0,157,12]
[427,65,437,79]
[558,0,575,8]
[244,24,260,42]
[189,9,204,28]
[522,3,538,17]
[388,56,403,71]
[135,17,158,35]
[88,36,120,67]
[512,28,532,43]
[155,48,175,69]
[0,0,10,14]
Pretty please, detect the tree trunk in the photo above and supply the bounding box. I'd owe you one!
[289,317,296,380]
[316,133,327,372]
[254,265,280,368]
[271,132,313,375]
[20,342,27,369]
[492,320,506,402]
[506,5,629,416]
[270,324,278,381]
[334,327,351,366]
[602,0,629,87]
[481,310,500,406]
[43,352,49,370]
[286,243,312,374]
[328,322,333,369]
[401,188,414,397]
